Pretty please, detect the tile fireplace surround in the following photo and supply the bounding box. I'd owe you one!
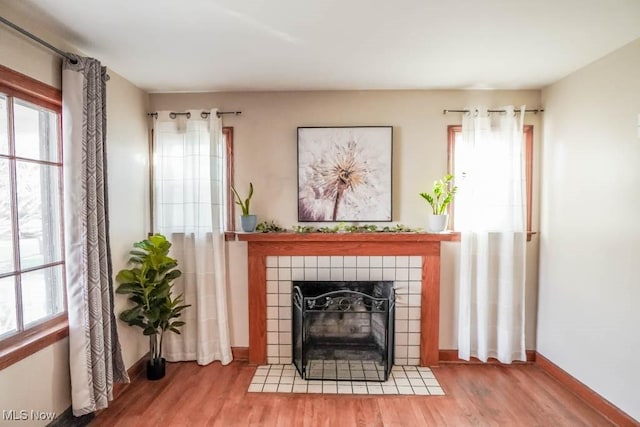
[237,232,457,366]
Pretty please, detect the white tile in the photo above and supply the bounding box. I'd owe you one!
[395,269,409,281]
[278,307,292,320]
[356,256,370,268]
[412,386,429,395]
[408,320,421,333]
[394,358,408,366]
[267,294,278,307]
[343,256,357,267]
[397,386,414,395]
[428,386,445,395]
[279,376,294,384]
[266,268,278,281]
[382,269,396,280]
[382,256,396,268]
[394,378,410,386]
[255,366,270,374]
[424,378,440,387]
[304,256,317,268]
[343,268,357,280]
[307,384,323,393]
[281,367,296,376]
[279,332,291,345]
[408,307,421,320]
[395,256,409,268]
[278,281,291,294]
[409,268,422,281]
[266,256,278,268]
[367,385,383,394]
[267,281,278,294]
[322,384,337,394]
[352,385,368,394]
[267,332,278,344]
[409,377,425,386]
[394,281,409,294]
[407,358,420,366]
[369,268,382,280]
[409,281,422,294]
[408,346,421,358]
[291,256,304,268]
[396,307,408,320]
[419,371,435,379]
[279,319,291,332]
[267,345,278,357]
[395,320,408,333]
[337,386,352,394]
[370,256,383,267]
[395,333,408,345]
[330,268,344,280]
[251,375,267,384]
[277,384,293,393]
[262,384,278,393]
[356,268,370,280]
[317,268,331,280]
[266,307,279,319]
[265,376,280,384]
[382,385,398,394]
[291,268,304,280]
[304,268,318,280]
[395,294,408,306]
[278,294,291,307]
[408,333,421,346]
[248,384,264,392]
[279,357,291,365]
[267,356,279,364]
[395,345,408,358]
[318,256,331,268]
[278,256,291,267]
[279,345,292,357]
[409,256,422,268]
[292,384,308,393]
[330,256,343,267]
[278,268,292,281]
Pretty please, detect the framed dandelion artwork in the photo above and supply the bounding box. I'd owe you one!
[297,126,393,222]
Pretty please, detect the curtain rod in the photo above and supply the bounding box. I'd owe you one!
[0,16,112,81]
[147,111,242,119]
[443,108,544,115]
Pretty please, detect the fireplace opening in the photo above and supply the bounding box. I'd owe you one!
[292,281,395,381]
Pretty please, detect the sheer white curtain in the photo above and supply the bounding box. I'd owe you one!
[153,109,232,365]
[456,106,527,363]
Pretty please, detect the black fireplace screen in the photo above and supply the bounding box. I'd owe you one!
[292,281,395,381]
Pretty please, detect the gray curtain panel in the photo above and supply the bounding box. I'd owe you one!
[62,54,128,416]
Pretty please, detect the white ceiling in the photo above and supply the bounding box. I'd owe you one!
[6,0,640,92]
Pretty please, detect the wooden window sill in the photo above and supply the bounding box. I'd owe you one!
[0,316,69,370]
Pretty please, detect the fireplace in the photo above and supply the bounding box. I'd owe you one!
[292,281,395,381]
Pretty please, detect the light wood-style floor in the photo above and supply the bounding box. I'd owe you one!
[91,361,613,426]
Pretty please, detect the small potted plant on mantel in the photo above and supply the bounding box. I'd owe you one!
[419,174,457,232]
[232,182,257,232]
[116,234,190,380]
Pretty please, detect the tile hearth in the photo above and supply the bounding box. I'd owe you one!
[248,364,445,396]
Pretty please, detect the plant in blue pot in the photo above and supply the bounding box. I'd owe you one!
[232,182,257,232]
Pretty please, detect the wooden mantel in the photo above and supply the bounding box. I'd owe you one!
[237,232,458,366]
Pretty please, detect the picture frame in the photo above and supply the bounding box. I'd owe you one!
[297,126,393,222]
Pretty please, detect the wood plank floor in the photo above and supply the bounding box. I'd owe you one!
[91,361,613,426]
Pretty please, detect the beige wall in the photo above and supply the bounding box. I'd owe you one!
[150,89,542,350]
[0,8,149,424]
[539,38,640,420]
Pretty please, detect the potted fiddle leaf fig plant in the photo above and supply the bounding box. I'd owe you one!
[231,182,257,232]
[116,234,190,381]
[419,174,457,232]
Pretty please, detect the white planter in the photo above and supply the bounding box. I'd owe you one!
[428,214,448,232]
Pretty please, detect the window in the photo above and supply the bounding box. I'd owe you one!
[0,65,66,367]
[447,125,534,235]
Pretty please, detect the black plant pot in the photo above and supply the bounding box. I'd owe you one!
[146,358,166,381]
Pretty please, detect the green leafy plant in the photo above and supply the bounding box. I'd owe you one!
[231,182,254,216]
[256,220,285,233]
[419,174,458,215]
[116,234,190,366]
